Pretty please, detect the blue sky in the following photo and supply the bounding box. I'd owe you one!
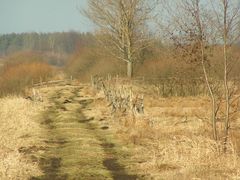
[0,0,94,34]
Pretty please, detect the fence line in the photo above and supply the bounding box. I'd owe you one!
[91,75,144,116]
[91,75,240,97]
[94,75,210,97]
[25,76,73,102]
[32,77,73,87]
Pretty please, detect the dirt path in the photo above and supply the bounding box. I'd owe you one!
[30,84,138,180]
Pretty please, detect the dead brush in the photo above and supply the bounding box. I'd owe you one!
[91,75,145,116]
[91,75,240,178]
[24,88,43,102]
[116,114,156,145]
[140,135,240,177]
[0,97,43,179]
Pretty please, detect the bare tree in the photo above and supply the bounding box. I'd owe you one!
[211,0,240,150]
[84,0,157,77]
[162,0,240,145]
[163,0,218,140]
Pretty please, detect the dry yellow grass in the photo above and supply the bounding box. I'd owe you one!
[135,96,240,179]
[1,81,239,179]
[90,82,240,179]
[0,97,43,179]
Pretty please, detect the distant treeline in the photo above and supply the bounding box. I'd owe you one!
[0,32,95,56]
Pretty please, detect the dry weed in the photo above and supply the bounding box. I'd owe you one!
[0,97,43,179]
[93,81,240,179]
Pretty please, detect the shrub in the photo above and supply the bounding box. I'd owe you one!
[0,52,53,96]
[66,47,125,81]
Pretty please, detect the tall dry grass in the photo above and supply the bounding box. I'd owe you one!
[117,105,240,179]
[131,126,240,179]
[91,79,240,179]
[0,97,44,179]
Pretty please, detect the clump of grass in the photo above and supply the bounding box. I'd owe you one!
[0,97,44,179]
[129,135,239,179]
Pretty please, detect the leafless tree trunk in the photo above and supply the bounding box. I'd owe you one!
[216,0,240,151]
[200,41,218,141]
[208,0,240,150]
[195,1,218,140]
[223,0,231,151]
[163,0,218,140]
[84,0,157,78]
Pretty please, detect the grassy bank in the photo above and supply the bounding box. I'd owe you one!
[0,97,44,179]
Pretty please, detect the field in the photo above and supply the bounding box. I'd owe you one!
[0,79,240,179]
[1,0,240,179]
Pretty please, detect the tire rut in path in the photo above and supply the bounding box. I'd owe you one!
[31,85,138,180]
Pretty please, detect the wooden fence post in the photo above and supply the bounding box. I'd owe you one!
[40,77,43,86]
[91,75,94,88]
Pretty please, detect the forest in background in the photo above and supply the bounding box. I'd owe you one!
[0,0,240,97]
[0,32,94,56]
[0,32,95,96]
[0,30,240,96]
